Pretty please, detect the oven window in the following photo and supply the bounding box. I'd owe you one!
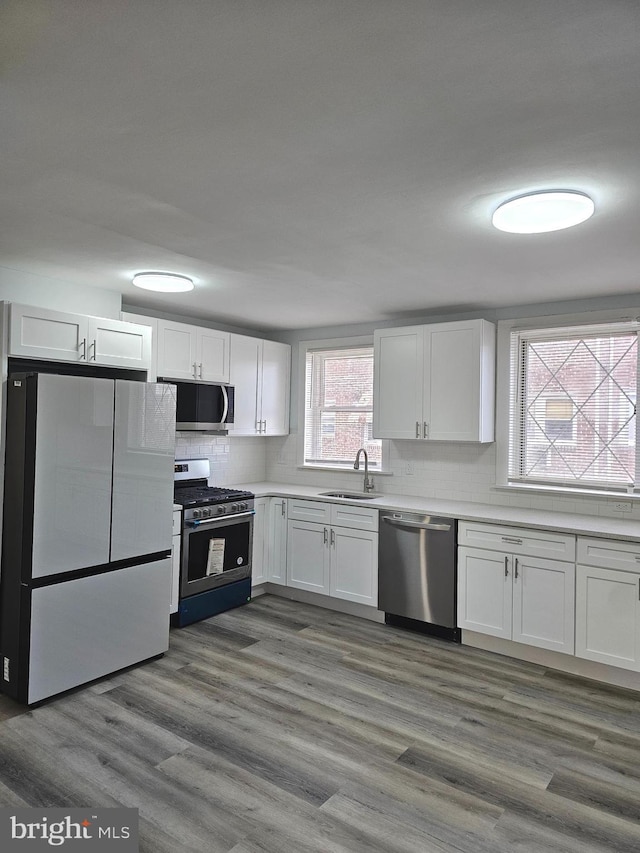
[185,521,251,586]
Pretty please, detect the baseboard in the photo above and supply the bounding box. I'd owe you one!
[260,583,385,623]
[463,631,640,692]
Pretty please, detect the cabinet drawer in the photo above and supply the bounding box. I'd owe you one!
[286,499,332,524]
[330,504,378,531]
[577,536,640,572]
[458,521,575,562]
[172,510,182,536]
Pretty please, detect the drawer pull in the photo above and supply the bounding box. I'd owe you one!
[502,536,523,545]
[504,556,509,577]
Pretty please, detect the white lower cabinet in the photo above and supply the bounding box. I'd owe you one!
[265,497,288,584]
[458,522,576,655]
[575,537,640,672]
[252,497,288,586]
[286,500,378,606]
[252,498,268,586]
[287,519,330,594]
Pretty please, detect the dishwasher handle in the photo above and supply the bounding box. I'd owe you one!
[382,516,451,532]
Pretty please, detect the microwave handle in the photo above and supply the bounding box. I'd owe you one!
[221,384,229,424]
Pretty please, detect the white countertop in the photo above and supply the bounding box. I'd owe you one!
[231,481,640,542]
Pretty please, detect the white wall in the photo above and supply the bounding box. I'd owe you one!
[0,267,121,318]
[260,292,640,523]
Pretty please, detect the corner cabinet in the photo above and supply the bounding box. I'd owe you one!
[575,537,640,672]
[373,319,495,442]
[230,334,290,436]
[252,497,288,586]
[457,521,576,655]
[156,319,230,383]
[9,304,152,370]
[286,499,378,606]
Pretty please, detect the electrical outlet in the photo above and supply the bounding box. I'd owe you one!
[614,501,632,513]
[3,657,9,682]
[404,462,414,475]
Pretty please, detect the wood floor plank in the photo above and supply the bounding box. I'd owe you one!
[0,593,639,853]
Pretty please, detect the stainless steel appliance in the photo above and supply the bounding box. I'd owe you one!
[0,372,176,705]
[173,458,254,627]
[378,510,460,642]
[160,380,234,431]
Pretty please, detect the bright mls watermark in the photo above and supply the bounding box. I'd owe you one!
[0,808,138,851]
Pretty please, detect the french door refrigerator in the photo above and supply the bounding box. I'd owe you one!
[0,372,176,704]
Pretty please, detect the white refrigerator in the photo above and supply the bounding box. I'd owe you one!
[0,372,176,704]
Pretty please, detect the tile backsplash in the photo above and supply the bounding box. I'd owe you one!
[263,434,640,522]
[176,432,640,522]
[174,433,266,485]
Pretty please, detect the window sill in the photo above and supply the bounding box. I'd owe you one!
[298,465,393,477]
[494,483,640,502]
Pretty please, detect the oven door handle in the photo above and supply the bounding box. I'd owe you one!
[186,510,255,528]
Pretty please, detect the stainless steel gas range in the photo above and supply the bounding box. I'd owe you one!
[173,458,255,627]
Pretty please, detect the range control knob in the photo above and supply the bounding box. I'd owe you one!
[238,502,247,511]
[217,505,225,515]
[193,509,202,519]
[231,503,238,512]
[202,508,210,518]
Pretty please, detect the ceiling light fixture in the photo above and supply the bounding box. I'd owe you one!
[132,272,194,293]
[492,190,595,234]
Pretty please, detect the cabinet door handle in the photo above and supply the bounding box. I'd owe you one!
[330,529,335,546]
[79,338,86,360]
[323,527,328,544]
[514,557,519,580]
[192,362,197,378]
[199,363,203,379]
[504,556,509,577]
[281,501,286,517]
[90,340,97,361]
[416,421,420,438]
[262,419,267,433]
[423,422,429,439]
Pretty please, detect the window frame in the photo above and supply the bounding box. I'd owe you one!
[298,336,389,473]
[496,310,640,498]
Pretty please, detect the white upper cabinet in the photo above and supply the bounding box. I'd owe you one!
[229,334,290,436]
[374,319,495,442]
[10,304,151,370]
[156,320,230,383]
[87,316,152,369]
[372,326,423,439]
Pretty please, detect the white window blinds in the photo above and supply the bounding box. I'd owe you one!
[508,322,639,491]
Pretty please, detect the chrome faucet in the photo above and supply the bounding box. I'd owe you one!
[354,448,375,493]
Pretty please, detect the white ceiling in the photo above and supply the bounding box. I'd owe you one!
[2,0,640,331]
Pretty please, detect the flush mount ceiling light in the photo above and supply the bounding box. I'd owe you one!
[492,190,595,234]
[132,272,194,292]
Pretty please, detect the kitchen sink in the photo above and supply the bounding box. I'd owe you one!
[320,491,383,500]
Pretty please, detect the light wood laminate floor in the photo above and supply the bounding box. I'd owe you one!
[0,594,639,852]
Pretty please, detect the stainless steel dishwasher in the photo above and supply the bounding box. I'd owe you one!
[378,510,460,642]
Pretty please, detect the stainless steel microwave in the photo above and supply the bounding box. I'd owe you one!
[161,380,234,431]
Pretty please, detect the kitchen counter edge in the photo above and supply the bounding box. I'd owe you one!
[228,482,640,543]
